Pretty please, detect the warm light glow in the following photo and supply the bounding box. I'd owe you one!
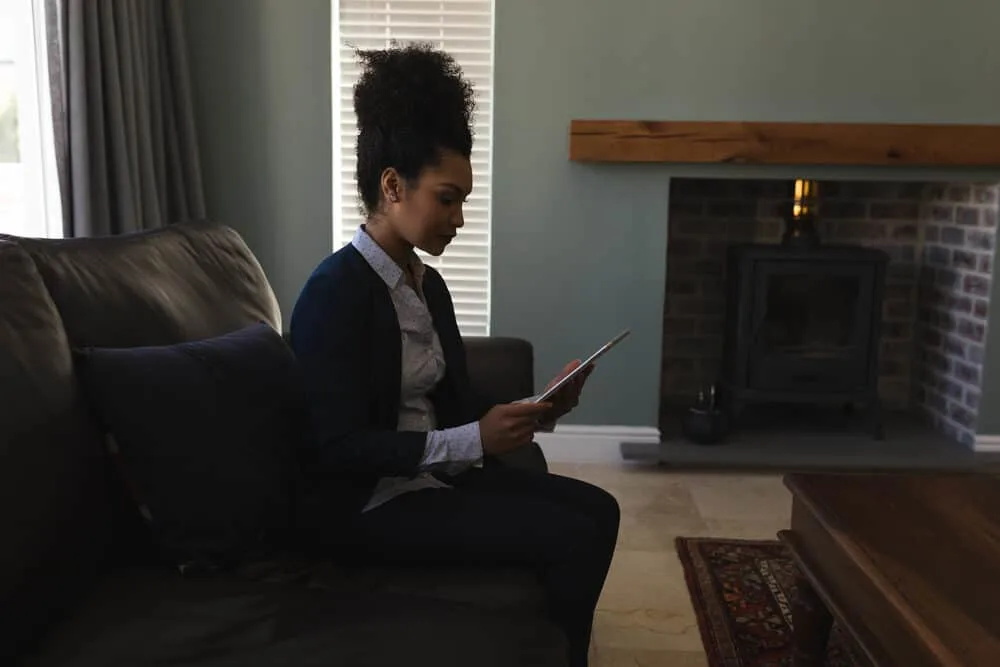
[792,179,817,219]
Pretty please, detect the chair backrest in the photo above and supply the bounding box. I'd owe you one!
[0,241,113,659]
[7,222,281,349]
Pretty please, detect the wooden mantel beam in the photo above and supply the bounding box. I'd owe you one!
[569,120,1000,167]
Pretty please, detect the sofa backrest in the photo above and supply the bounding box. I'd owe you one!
[0,242,113,660]
[8,222,281,349]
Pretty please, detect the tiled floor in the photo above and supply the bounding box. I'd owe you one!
[548,462,793,667]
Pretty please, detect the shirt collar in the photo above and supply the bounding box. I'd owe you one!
[352,225,425,289]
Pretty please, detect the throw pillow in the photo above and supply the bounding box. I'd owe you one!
[73,322,310,572]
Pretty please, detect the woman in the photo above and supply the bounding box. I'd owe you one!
[289,44,619,667]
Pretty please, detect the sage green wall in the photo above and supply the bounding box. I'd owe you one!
[182,0,332,322]
[491,0,1000,428]
[183,0,1000,428]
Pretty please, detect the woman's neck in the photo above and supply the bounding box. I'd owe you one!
[364,217,413,267]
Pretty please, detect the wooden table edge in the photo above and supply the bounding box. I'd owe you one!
[779,529,889,667]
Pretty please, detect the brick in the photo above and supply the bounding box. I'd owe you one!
[941,379,965,401]
[949,403,976,428]
[922,329,942,348]
[694,259,724,276]
[923,184,948,200]
[883,299,912,319]
[667,277,700,296]
[882,321,912,340]
[979,254,992,274]
[753,220,783,240]
[661,357,697,374]
[943,336,967,358]
[925,225,941,242]
[675,218,727,237]
[936,268,959,289]
[673,297,725,317]
[950,295,973,314]
[922,388,948,412]
[954,361,981,385]
[880,357,907,376]
[696,317,724,336]
[871,202,919,220]
[886,244,917,263]
[963,274,990,297]
[967,230,995,251]
[939,310,958,332]
[898,182,926,199]
[703,240,730,258]
[948,185,973,202]
[928,204,955,223]
[941,226,966,246]
[953,249,978,270]
[984,208,998,228]
[975,300,989,319]
[968,344,986,363]
[887,263,918,283]
[884,284,912,300]
[822,201,867,219]
[957,206,981,226]
[663,317,697,334]
[668,240,704,260]
[926,245,949,267]
[835,220,886,240]
[958,318,986,343]
[756,200,786,219]
[922,348,950,372]
[672,336,722,357]
[707,200,756,218]
[974,185,999,204]
[890,223,919,241]
[671,199,705,216]
[966,390,981,411]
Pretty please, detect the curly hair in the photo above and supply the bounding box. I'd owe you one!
[353,43,476,216]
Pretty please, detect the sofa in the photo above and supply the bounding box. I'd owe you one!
[1,222,565,666]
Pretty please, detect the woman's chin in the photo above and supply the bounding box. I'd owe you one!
[420,238,452,256]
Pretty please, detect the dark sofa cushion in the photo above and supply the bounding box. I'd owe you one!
[24,567,564,667]
[73,323,309,571]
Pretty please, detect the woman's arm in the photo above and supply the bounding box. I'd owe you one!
[289,267,427,479]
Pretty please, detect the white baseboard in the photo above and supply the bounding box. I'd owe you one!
[974,435,1000,452]
[535,425,661,463]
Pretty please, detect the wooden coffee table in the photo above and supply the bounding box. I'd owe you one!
[779,473,1000,667]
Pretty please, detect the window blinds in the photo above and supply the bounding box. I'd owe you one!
[333,0,495,336]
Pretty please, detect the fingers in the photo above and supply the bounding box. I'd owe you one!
[504,400,553,416]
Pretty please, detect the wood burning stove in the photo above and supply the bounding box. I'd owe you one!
[718,180,888,438]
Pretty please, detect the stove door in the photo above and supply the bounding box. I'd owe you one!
[747,260,878,395]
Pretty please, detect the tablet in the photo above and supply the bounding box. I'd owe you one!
[532,329,631,404]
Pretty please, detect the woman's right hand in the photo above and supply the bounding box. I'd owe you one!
[479,401,553,456]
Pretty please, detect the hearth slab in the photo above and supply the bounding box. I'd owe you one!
[622,413,1000,472]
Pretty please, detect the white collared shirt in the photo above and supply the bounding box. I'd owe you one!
[351,226,483,512]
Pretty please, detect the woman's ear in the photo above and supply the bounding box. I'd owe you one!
[380,168,401,204]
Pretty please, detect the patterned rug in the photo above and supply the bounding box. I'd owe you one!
[675,537,867,667]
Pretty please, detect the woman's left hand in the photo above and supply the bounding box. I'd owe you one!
[542,360,593,422]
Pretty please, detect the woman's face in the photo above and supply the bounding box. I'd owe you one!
[387,149,473,257]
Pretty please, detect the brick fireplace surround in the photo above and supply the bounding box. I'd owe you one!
[662,179,999,447]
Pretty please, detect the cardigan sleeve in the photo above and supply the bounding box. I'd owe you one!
[288,267,427,479]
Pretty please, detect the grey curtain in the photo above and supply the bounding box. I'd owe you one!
[45,0,206,237]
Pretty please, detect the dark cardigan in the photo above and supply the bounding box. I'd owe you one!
[288,243,490,514]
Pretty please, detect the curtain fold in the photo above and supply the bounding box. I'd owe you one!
[45,0,205,237]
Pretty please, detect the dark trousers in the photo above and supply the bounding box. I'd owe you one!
[335,461,620,667]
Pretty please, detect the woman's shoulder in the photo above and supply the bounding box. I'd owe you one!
[293,245,373,312]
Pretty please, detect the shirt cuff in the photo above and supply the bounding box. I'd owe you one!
[420,421,484,474]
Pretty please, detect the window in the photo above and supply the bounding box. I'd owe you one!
[332,0,495,336]
[0,0,61,238]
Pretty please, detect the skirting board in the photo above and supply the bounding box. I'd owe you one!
[974,435,1000,452]
[535,425,661,463]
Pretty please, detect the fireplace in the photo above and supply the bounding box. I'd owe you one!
[720,242,888,437]
[661,178,997,447]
